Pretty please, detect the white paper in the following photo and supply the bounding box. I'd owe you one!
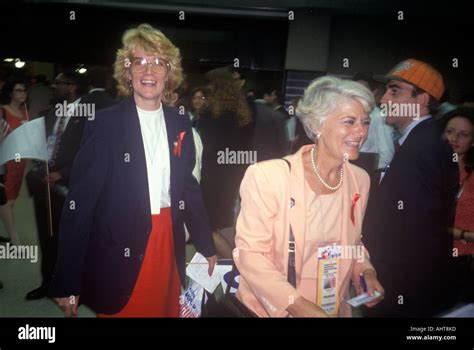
[0,117,48,166]
[346,291,381,307]
[186,252,233,294]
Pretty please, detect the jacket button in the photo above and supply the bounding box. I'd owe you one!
[139,254,144,261]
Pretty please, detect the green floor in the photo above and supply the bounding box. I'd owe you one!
[0,163,95,317]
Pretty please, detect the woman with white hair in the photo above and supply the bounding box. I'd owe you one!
[234,76,384,317]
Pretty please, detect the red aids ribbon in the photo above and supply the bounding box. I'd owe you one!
[351,193,360,226]
[174,131,186,157]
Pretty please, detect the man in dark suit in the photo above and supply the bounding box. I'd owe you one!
[363,59,459,317]
[252,83,289,161]
[25,70,88,300]
[80,66,116,110]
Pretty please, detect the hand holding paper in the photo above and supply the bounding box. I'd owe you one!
[349,270,384,308]
[185,253,232,294]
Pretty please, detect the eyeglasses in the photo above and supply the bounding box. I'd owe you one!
[130,57,170,74]
[192,95,206,100]
[14,88,27,93]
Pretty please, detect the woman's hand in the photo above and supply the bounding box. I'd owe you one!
[55,296,80,317]
[206,254,217,276]
[361,269,384,308]
[286,296,329,317]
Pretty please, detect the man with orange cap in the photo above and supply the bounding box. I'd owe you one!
[363,59,459,317]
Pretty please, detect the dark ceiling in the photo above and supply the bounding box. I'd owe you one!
[1,0,473,73]
[23,0,472,16]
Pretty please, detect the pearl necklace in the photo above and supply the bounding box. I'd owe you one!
[310,146,343,191]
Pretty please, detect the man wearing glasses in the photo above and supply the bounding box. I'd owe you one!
[25,70,87,301]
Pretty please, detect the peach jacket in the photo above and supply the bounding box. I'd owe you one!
[234,145,375,317]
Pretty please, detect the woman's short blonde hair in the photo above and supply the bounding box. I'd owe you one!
[296,76,375,141]
[113,23,184,105]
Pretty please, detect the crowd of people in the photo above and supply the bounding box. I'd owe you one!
[0,23,473,317]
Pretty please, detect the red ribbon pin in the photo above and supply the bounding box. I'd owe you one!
[350,193,360,226]
[173,131,186,157]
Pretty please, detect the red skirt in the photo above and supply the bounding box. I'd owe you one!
[5,159,27,200]
[98,208,181,317]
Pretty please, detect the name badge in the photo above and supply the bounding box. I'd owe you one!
[316,243,341,316]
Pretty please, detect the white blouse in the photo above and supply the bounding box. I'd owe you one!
[137,104,170,214]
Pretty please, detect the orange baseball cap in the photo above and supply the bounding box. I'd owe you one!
[377,58,445,101]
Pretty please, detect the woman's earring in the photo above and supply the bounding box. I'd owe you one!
[316,133,321,144]
[128,80,133,90]
[343,153,349,163]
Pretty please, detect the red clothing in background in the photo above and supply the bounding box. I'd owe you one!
[3,106,28,200]
[454,169,474,256]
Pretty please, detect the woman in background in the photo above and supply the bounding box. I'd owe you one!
[0,78,29,245]
[199,67,254,258]
[443,107,474,302]
[187,86,209,130]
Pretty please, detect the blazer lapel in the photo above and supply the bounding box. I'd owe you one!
[339,165,353,282]
[162,105,178,175]
[287,150,307,280]
[339,164,363,287]
[343,164,362,245]
[120,97,151,217]
[162,105,180,209]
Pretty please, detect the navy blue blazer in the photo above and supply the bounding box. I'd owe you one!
[362,117,459,317]
[48,97,216,314]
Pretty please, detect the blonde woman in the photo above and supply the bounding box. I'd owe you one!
[49,24,216,317]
